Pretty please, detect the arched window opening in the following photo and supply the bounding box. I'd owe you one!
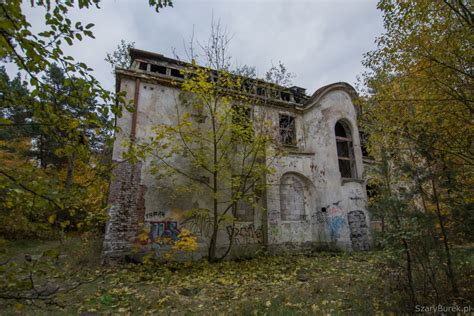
[280,173,305,221]
[335,121,356,178]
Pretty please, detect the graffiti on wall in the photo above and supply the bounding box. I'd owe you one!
[349,189,365,207]
[325,204,345,240]
[347,210,370,250]
[226,224,263,245]
[328,216,345,239]
[181,210,213,238]
[145,211,165,220]
[149,220,181,241]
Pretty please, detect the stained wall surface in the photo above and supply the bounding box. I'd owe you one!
[103,64,370,262]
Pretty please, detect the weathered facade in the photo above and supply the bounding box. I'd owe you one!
[102,49,370,263]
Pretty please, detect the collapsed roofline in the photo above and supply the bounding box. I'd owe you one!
[117,48,359,113]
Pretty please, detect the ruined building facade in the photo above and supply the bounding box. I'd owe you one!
[102,49,370,262]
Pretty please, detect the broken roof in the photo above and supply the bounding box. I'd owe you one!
[119,48,357,112]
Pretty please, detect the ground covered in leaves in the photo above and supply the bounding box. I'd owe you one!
[2,237,471,315]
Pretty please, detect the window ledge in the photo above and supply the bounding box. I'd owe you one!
[341,177,365,184]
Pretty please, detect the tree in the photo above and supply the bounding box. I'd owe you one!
[105,40,136,72]
[361,0,473,306]
[0,0,173,211]
[0,0,172,308]
[128,22,283,262]
[265,61,295,87]
[132,65,279,262]
[0,64,112,238]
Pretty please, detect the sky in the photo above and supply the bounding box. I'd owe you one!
[19,0,385,95]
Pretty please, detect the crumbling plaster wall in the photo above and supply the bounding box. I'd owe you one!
[265,89,370,252]
[104,77,370,262]
[106,77,266,260]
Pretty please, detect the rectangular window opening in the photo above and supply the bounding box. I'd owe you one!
[338,159,352,178]
[170,68,184,78]
[243,81,253,93]
[281,92,291,102]
[279,114,296,146]
[150,64,167,75]
[139,62,148,70]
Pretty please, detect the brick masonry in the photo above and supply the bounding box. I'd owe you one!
[102,161,143,264]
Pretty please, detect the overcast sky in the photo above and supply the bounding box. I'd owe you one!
[20,0,384,95]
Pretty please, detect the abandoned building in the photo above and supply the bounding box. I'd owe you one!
[102,48,371,262]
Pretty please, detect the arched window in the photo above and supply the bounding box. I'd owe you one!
[335,121,356,178]
[280,173,305,221]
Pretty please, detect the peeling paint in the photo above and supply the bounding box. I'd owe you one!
[103,51,371,261]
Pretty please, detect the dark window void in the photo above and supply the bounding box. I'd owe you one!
[170,68,184,78]
[139,62,148,70]
[256,87,266,96]
[150,64,167,75]
[335,121,356,178]
[243,81,253,93]
[279,114,296,146]
[270,90,279,99]
[335,122,347,137]
[281,92,291,102]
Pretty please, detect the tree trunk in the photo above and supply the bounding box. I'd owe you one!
[208,154,218,262]
[431,178,458,295]
[39,135,45,168]
[402,238,417,307]
[65,153,75,190]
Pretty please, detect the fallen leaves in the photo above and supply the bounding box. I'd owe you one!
[1,244,404,314]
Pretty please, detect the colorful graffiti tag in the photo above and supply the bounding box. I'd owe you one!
[328,216,345,239]
[149,221,180,241]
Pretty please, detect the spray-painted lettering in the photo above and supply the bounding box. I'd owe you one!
[149,220,180,241]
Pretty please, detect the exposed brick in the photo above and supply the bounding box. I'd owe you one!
[102,161,143,264]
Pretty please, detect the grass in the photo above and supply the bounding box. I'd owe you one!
[1,236,472,315]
